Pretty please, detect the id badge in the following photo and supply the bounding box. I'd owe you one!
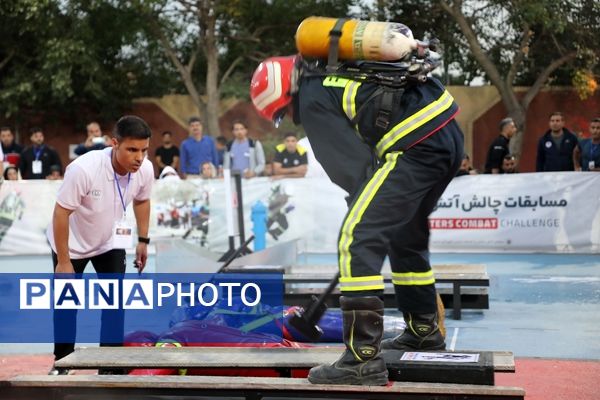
[113,220,134,249]
[32,160,43,174]
[589,161,595,170]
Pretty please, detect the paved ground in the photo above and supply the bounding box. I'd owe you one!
[1,252,599,399]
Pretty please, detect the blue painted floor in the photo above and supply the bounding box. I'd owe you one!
[300,252,600,360]
[2,252,599,360]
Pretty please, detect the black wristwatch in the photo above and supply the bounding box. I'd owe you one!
[138,236,150,244]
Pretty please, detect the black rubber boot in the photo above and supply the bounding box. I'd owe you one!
[308,296,388,385]
[381,312,446,351]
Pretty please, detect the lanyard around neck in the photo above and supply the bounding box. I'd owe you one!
[34,145,44,160]
[114,171,131,217]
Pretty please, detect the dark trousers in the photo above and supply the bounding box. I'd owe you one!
[338,121,463,313]
[52,249,126,361]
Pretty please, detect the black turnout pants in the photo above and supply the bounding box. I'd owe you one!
[338,121,463,313]
[52,249,126,361]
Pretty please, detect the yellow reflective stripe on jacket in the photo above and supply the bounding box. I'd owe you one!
[342,80,362,121]
[339,275,385,292]
[338,152,401,278]
[375,90,454,157]
[323,76,351,87]
[391,271,435,286]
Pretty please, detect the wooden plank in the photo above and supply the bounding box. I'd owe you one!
[6,375,526,398]
[289,263,488,275]
[55,346,514,372]
[284,264,489,284]
[284,287,489,310]
[284,273,489,284]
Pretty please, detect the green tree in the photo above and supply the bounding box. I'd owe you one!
[129,0,355,136]
[437,0,599,156]
[361,1,599,157]
[0,0,174,122]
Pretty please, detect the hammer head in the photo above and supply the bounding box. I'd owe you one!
[288,308,324,342]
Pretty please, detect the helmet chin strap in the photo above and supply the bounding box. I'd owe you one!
[289,56,303,95]
[273,110,286,128]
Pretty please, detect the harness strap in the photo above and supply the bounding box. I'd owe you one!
[327,18,348,72]
[375,89,401,131]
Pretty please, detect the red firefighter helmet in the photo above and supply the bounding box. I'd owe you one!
[250,55,299,126]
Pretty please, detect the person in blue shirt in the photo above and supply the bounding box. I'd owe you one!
[575,117,600,172]
[179,117,218,179]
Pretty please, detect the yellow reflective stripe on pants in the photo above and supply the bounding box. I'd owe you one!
[391,271,435,286]
[338,152,401,278]
[342,80,362,121]
[375,90,454,158]
[339,275,385,292]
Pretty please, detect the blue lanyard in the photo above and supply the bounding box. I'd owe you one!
[34,145,44,161]
[114,172,131,217]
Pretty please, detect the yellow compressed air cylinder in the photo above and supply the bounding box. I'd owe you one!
[295,16,417,62]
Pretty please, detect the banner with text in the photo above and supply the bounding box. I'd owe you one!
[0,172,598,255]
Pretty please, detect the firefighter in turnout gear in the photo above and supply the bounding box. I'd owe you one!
[250,21,463,386]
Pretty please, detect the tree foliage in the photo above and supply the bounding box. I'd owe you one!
[126,0,355,135]
[3,0,597,143]
[0,0,180,122]
[365,0,600,156]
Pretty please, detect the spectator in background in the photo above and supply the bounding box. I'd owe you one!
[74,122,106,156]
[179,117,218,179]
[201,161,217,179]
[501,154,518,174]
[20,127,62,179]
[0,141,3,177]
[46,165,63,180]
[484,117,516,174]
[158,165,180,180]
[575,117,600,172]
[1,126,24,169]
[155,131,180,177]
[455,154,477,177]
[215,136,227,168]
[3,165,18,181]
[536,112,579,172]
[272,132,308,178]
[223,120,265,178]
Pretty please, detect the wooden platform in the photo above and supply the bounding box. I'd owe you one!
[282,264,490,319]
[2,347,523,400]
[54,346,515,372]
[2,375,526,400]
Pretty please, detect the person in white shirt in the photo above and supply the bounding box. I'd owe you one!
[47,115,154,375]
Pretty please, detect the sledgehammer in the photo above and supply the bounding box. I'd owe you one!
[288,271,340,341]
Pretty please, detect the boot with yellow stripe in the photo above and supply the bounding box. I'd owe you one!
[307,296,388,385]
[381,312,445,351]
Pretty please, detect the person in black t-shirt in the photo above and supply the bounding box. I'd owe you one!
[272,132,308,178]
[155,131,180,176]
[484,117,516,174]
[20,127,62,179]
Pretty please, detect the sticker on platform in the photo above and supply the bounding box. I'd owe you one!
[400,352,479,363]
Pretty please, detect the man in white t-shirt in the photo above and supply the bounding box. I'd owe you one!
[47,115,154,375]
